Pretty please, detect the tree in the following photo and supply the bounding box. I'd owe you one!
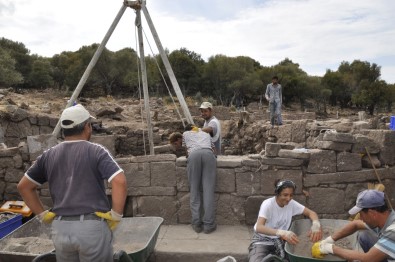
[0,47,23,86]
[27,56,54,88]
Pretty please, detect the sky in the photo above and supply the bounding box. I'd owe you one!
[1,0,395,84]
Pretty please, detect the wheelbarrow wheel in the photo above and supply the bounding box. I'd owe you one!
[32,251,57,262]
[114,250,134,262]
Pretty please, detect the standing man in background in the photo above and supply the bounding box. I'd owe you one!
[265,76,283,127]
[18,104,127,262]
[199,102,222,155]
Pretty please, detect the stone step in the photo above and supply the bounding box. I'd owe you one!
[148,225,252,262]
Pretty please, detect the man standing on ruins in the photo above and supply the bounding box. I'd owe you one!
[199,102,222,155]
[265,76,283,127]
[18,104,127,261]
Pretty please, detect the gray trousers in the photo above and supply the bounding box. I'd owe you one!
[187,148,217,230]
[52,219,113,262]
[269,100,282,125]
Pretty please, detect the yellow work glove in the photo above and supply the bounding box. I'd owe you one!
[312,241,334,258]
[95,209,123,231]
[38,210,56,224]
[191,126,199,132]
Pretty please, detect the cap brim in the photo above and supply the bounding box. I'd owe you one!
[348,206,362,215]
[199,106,208,109]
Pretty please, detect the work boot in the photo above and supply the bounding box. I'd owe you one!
[203,225,217,234]
[192,224,202,233]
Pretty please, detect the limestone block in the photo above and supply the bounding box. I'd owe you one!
[291,120,307,143]
[5,122,19,138]
[216,168,235,193]
[353,121,371,130]
[332,122,353,133]
[49,116,59,127]
[216,194,245,225]
[17,119,32,138]
[271,124,292,143]
[90,135,116,156]
[260,169,303,195]
[337,152,362,172]
[315,141,352,152]
[10,108,29,122]
[241,158,261,168]
[278,149,310,159]
[28,116,38,125]
[151,162,176,187]
[5,169,24,183]
[361,154,381,168]
[120,162,150,187]
[308,188,345,214]
[236,171,260,196]
[133,196,178,224]
[116,157,132,164]
[176,166,189,192]
[323,132,356,144]
[127,186,176,196]
[307,149,336,174]
[40,188,51,197]
[39,126,53,135]
[345,183,367,211]
[261,156,304,167]
[175,156,187,167]
[351,134,380,154]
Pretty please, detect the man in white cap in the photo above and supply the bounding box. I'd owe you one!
[314,189,395,261]
[199,101,221,155]
[18,104,127,261]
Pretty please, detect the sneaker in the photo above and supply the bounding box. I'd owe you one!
[192,224,202,233]
[203,225,217,234]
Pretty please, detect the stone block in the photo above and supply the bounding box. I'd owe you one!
[4,169,24,183]
[261,156,304,167]
[37,115,50,126]
[120,162,150,187]
[10,108,29,122]
[176,192,191,224]
[128,186,176,196]
[131,154,177,163]
[151,162,176,187]
[359,130,395,166]
[176,166,189,192]
[353,121,371,130]
[17,119,32,138]
[90,135,116,156]
[265,143,281,157]
[216,194,245,225]
[27,134,58,161]
[271,124,292,143]
[175,157,187,167]
[278,149,310,159]
[241,159,261,168]
[345,183,367,211]
[291,120,307,143]
[307,149,336,174]
[216,168,235,193]
[323,132,356,144]
[307,188,345,214]
[13,154,23,169]
[0,147,19,157]
[260,169,303,195]
[217,156,245,168]
[315,141,352,152]
[236,171,260,196]
[245,196,268,225]
[39,126,53,135]
[362,154,381,168]
[133,196,178,224]
[351,134,380,154]
[337,152,362,172]
[5,122,19,138]
[40,188,51,197]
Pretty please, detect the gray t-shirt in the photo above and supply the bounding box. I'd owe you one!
[25,140,123,216]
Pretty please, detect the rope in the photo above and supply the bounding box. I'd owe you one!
[134,12,147,155]
[141,27,186,128]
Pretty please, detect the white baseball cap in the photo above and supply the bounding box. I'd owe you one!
[60,104,95,129]
[199,102,213,109]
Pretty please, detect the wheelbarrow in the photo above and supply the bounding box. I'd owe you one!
[0,216,163,262]
[284,219,360,262]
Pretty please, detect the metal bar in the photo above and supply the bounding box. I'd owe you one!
[365,147,393,210]
[52,4,127,136]
[136,9,155,155]
[141,4,194,125]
